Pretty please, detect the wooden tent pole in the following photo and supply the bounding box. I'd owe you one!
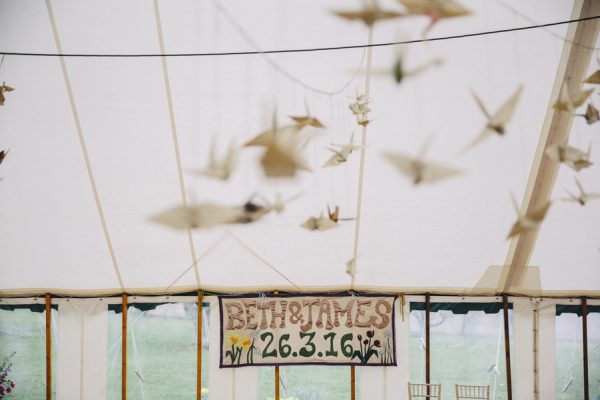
[197,290,204,400]
[122,293,128,400]
[274,291,280,400]
[582,298,589,400]
[45,294,52,400]
[351,366,356,400]
[502,295,513,400]
[425,295,431,385]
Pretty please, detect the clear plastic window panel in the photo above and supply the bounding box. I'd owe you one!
[589,312,600,400]
[107,302,209,400]
[410,306,513,400]
[257,365,354,400]
[0,305,56,399]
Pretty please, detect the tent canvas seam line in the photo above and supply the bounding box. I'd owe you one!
[44,0,125,291]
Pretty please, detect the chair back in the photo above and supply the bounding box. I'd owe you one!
[455,384,490,400]
[407,383,442,399]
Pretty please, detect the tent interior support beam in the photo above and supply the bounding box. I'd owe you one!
[425,295,431,386]
[197,290,204,400]
[499,0,600,293]
[122,293,128,400]
[582,297,589,400]
[45,294,52,400]
[502,295,513,400]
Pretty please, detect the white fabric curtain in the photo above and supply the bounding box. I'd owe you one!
[55,298,108,400]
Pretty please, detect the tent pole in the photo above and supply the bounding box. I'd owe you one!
[122,293,127,400]
[45,294,52,400]
[502,295,513,400]
[351,366,356,400]
[274,290,280,400]
[197,290,204,400]
[425,295,430,386]
[582,298,589,400]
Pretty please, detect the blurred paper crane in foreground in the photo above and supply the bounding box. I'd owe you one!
[333,1,403,26]
[553,86,593,112]
[301,204,353,231]
[383,137,462,185]
[0,82,15,106]
[576,103,599,125]
[545,143,593,172]
[559,178,600,206]
[507,195,551,239]
[189,139,237,181]
[396,0,471,37]
[460,86,523,155]
[289,102,325,129]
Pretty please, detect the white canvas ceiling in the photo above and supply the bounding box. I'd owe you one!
[0,0,598,296]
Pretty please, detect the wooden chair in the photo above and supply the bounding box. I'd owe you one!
[407,383,441,399]
[455,384,490,400]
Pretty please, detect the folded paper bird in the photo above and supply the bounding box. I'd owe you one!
[545,143,593,172]
[576,103,599,125]
[553,86,594,112]
[507,195,551,239]
[333,1,403,26]
[322,132,361,168]
[559,178,600,206]
[383,138,462,185]
[460,86,523,154]
[346,257,357,279]
[244,113,317,177]
[0,82,14,106]
[189,139,237,180]
[258,191,304,214]
[301,215,339,231]
[0,149,8,165]
[349,94,372,127]
[381,54,443,84]
[397,0,471,37]
[289,102,325,129]
[583,58,600,84]
[327,204,355,223]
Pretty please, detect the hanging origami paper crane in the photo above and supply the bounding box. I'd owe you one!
[349,94,372,127]
[333,0,403,26]
[559,178,600,206]
[0,149,8,165]
[396,0,471,37]
[244,113,318,178]
[327,204,355,223]
[383,138,462,185]
[507,195,551,239]
[289,102,326,128]
[322,132,361,168]
[190,139,238,180]
[0,82,14,106]
[346,257,357,279]
[553,86,594,112]
[576,103,599,125]
[387,53,443,84]
[301,214,339,231]
[459,86,523,154]
[258,192,304,214]
[583,58,600,84]
[545,143,593,172]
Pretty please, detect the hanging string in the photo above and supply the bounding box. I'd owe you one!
[204,0,366,97]
[350,25,374,290]
[44,0,126,291]
[3,16,598,58]
[496,1,600,51]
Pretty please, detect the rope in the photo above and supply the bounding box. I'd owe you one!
[227,231,300,290]
[207,0,366,97]
[44,0,125,291]
[351,25,374,290]
[497,1,600,51]
[3,16,598,58]
[162,233,231,292]
[152,0,201,287]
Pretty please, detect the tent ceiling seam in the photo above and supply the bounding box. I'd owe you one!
[152,0,201,287]
[44,0,125,291]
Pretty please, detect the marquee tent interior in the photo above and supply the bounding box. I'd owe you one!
[0,0,599,399]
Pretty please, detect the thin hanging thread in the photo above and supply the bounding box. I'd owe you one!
[44,0,125,291]
[3,16,598,58]
[496,0,600,51]
[227,231,300,290]
[152,0,201,287]
[207,0,366,97]
[351,25,374,290]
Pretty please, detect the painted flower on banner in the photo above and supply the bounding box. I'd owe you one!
[0,352,16,399]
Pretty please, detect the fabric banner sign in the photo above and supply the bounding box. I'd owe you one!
[219,294,397,368]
